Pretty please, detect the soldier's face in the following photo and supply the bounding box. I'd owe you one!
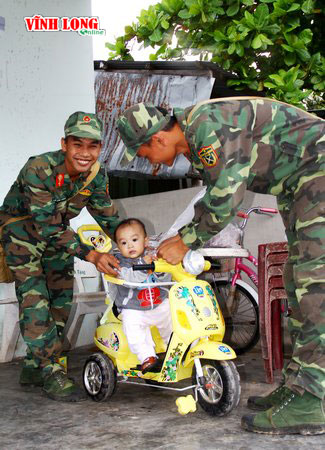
[137,133,177,167]
[61,136,101,178]
[137,126,190,167]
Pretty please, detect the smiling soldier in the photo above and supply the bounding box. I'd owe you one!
[0,111,120,402]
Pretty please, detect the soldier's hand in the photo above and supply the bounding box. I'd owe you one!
[157,234,189,265]
[86,250,120,276]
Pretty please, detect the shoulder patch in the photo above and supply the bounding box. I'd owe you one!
[198,145,219,167]
[56,174,65,187]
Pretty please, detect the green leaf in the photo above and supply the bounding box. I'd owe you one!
[149,53,157,61]
[301,0,315,14]
[226,3,239,17]
[228,42,236,54]
[105,42,116,51]
[259,34,274,46]
[254,4,269,28]
[252,34,262,49]
[287,3,301,13]
[284,52,296,66]
[282,44,294,52]
[269,74,285,86]
[213,30,226,41]
[296,48,311,62]
[244,10,256,28]
[264,81,277,89]
[299,29,313,45]
[149,28,163,42]
[235,42,244,57]
[178,9,192,19]
[161,19,169,30]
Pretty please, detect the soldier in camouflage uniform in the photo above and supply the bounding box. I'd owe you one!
[0,111,120,401]
[117,99,325,435]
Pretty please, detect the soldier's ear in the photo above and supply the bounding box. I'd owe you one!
[61,137,67,152]
[151,132,166,147]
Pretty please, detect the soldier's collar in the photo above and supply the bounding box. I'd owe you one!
[173,106,194,133]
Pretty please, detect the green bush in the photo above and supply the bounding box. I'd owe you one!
[106,0,324,109]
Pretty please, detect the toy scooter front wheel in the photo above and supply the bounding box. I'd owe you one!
[83,353,117,402]
[192,360,240,416]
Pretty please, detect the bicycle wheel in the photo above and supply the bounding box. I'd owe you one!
[211,280,259,355]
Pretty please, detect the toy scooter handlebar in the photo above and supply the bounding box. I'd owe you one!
[133,260,221,272]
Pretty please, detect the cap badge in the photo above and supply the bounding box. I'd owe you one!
[83,115,91,122]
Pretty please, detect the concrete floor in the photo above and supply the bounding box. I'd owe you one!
[0,347,323,450]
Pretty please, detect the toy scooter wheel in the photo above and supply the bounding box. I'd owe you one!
[192,360,240,416]
[83,353,117,402]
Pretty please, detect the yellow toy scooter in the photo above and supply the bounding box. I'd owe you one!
[78,225,246,416]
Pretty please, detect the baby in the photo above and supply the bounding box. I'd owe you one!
[114,218,172,373]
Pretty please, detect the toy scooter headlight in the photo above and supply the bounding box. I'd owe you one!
[176,310,191,330]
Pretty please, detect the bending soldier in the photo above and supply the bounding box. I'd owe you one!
[0,111,120,402]
[117,98,325,435]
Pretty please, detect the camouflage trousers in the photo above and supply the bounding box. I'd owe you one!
[278,169,325,400]
[2,219,74,370]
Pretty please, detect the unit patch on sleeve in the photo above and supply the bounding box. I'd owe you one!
[198,145,219,167]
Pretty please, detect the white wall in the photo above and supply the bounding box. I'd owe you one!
[0,0,96,358]
[0,0,95,201]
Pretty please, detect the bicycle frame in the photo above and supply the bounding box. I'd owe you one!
[230,206,278,289]
[231,254,258,288]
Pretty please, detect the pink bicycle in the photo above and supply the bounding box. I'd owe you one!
[204,206,279,355]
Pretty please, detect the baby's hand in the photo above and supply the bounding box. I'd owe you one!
[143,254,154,264]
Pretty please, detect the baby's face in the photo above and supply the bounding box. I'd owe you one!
[116,223,147,259]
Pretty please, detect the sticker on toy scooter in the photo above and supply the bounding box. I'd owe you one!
[218,345,231,354]
[97,337,110,348]
[161,343,183,382]
[193,286,204,297]
[109,332,119,351]
[205,285,220,318]
[175,286,202,321]
[121,369,142,377]
[97,332,119,351]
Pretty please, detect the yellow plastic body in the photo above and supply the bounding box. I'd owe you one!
[176,395,197,415]
[77,224,112,253]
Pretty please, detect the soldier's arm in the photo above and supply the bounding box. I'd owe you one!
[179,106,253,249]
[85,171,120,240]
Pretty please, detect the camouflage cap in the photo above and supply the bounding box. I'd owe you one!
[117,103,170,166]
[64,111,102,141]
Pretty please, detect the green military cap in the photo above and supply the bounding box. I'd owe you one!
[64,111,102,141]
[117,103,170,166]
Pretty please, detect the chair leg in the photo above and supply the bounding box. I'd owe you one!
[271,300,283,370]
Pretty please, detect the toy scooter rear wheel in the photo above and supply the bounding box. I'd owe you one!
[83,353,117,402]
[192,360,240,416]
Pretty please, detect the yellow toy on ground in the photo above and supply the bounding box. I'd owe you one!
[78,225,249,417]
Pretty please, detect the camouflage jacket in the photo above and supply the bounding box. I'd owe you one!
[174,97,325,249]
[0,150,119,259]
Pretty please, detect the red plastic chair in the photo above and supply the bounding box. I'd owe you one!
[258,242,288,383]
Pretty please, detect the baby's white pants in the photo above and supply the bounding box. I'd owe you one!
[121,300,172,363]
